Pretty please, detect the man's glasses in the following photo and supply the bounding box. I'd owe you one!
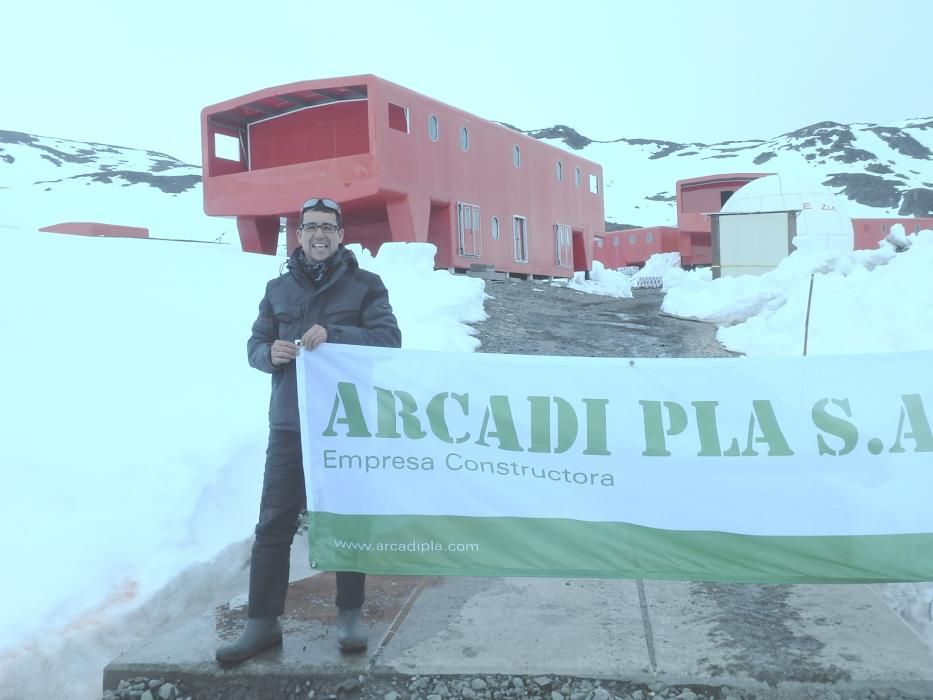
[302,197,341,213]
[299,222,339,234]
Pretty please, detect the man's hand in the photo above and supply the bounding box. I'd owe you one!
[270,339,300,366]
[300,324,328,350]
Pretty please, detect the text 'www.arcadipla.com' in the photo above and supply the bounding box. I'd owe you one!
[333,539,480,553]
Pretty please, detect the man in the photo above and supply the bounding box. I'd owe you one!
[216,197,402,665]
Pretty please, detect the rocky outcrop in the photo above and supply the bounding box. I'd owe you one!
[898,188,933,216]
[821,173,903,209]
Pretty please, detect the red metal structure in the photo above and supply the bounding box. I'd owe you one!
[594,227,678,268]
[201,75,604,278]
[39,222,149,239]
[594,173,933,270]
[675,174,769,266]
[851,217,933,249]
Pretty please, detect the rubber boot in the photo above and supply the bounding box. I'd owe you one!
[336,606,368,652]
[215,617,282,664]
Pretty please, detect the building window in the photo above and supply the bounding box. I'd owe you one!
[882,224,888,232]
[575,167,581,187]
[460,126,470,151]
[458,202,481,256]
[491,216,500,241]
[513,145,521,167]
[388,103,409,133]
[595,237,604,248]
[428,114,439,142]
[720,190,734,207]
[628,234,636,245]
[555,223,572,268]
[589,174,599,194]
[513,216,529,263]
[646,232,654,243]
[214,132,240,161]
[556,160,563,181]
[613,236,620,246]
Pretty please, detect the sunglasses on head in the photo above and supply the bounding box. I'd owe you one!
[302,197,341,213]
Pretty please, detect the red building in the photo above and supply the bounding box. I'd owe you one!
[675,173,769,266]
[39,222,149,239]
[594,226,678,268]
[851,217,933,249]
[603,173,933,270]
[201,75,605,278]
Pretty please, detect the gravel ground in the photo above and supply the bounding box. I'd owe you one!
[471,280,735,359]
[101,282,923,700]
[101,671,927,700]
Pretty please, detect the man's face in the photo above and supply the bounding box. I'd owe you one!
[299,209,344,262]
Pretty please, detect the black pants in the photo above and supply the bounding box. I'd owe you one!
[248,429,365,618]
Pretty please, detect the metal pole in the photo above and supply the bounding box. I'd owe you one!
[803,273,815,356]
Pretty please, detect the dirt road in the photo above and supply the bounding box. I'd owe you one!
[471,278,734,359]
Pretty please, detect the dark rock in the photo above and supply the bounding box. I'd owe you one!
[624,138,690,160]
[866,126,932,159]
[781,120,848,139]
[897,188,933,216]
[753,151,776,165]
[780,121,877,163]
[523,125,592,150]
[822,173,903,208]
[866,163,895,174]
[411,678,431,691]
[0,130,37,145]
[34,170,201,194]
[604,222,641,231]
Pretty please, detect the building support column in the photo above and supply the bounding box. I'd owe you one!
[386,193,430,243]
[237,216,279,255]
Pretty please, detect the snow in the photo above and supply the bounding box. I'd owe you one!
[0,229,485,699]
[661,225,933,356]
[2,223,932,698]
[540,116,933,228]
[1,133,931,697]
[544,227,933,661]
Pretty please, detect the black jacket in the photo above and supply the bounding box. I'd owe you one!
[248,246,402,431]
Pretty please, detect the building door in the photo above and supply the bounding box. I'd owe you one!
[458,202,481,257]
[555,223,572,268]
[513,216,529,262]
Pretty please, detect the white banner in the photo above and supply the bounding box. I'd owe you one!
[296,345,933,582]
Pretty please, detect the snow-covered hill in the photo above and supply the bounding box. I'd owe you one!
[523,117,933,226]
[3,116,932,239]
[0,130,230,242]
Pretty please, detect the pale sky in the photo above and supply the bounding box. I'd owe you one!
[4,0,931,164]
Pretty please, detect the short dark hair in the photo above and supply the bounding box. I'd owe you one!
[300,197,342,229]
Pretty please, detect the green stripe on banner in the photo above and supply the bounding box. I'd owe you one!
[307,512,933,583]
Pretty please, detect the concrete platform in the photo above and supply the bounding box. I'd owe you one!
[104,571,933,699]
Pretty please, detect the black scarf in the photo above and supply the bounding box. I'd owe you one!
[297,249,338,287]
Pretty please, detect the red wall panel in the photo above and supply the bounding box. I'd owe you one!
[249,101,369,170]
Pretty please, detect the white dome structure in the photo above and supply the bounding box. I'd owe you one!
[721,173,854,253]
